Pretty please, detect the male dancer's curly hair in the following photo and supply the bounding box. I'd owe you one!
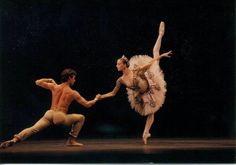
[61,68,77,82]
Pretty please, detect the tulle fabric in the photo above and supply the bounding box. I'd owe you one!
[127,55,166,116]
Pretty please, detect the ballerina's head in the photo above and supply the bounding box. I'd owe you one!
[116,55,129,71]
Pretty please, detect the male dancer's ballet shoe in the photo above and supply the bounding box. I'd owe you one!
[159,21,165,37]
[142,133,151,145]
[66,140,83,147]
[0,140,15,149]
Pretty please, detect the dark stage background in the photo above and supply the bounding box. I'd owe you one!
[0,0,235,140]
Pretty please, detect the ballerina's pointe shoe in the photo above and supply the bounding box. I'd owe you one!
[159,21,165,37]
[143,133,151,145]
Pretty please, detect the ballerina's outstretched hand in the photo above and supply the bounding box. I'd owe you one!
[159,50,173,59]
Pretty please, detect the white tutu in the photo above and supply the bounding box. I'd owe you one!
[127,55,166,116]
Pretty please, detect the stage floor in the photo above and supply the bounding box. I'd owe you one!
[0,138,235,163]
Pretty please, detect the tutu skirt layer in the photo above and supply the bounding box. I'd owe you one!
[127,55,166,116]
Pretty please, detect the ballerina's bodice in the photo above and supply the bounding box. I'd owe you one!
[125,71,149,93]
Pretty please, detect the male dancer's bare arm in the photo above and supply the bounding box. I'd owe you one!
[35,78,57,90]
[74,91,98,108]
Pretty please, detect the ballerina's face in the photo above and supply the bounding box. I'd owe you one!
[116,59,127,71]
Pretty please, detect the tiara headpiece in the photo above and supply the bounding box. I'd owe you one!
[121,55,129,63]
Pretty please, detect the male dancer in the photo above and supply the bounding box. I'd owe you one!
[0,68,99,148]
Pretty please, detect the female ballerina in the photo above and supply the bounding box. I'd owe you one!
[97,21,172,144]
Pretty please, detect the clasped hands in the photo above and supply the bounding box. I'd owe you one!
[94,94,102,102]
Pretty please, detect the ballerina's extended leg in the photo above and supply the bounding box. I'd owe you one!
[153,21,165,58]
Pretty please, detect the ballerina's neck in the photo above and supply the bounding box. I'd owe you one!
[122,67,131,76]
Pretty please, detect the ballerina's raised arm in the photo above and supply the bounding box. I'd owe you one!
[134,50,172,72]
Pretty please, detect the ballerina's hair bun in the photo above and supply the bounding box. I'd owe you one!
[120,55,130,67]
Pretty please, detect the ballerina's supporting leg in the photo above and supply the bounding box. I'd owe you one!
[143,113,154,144]
[153,21,165,58]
